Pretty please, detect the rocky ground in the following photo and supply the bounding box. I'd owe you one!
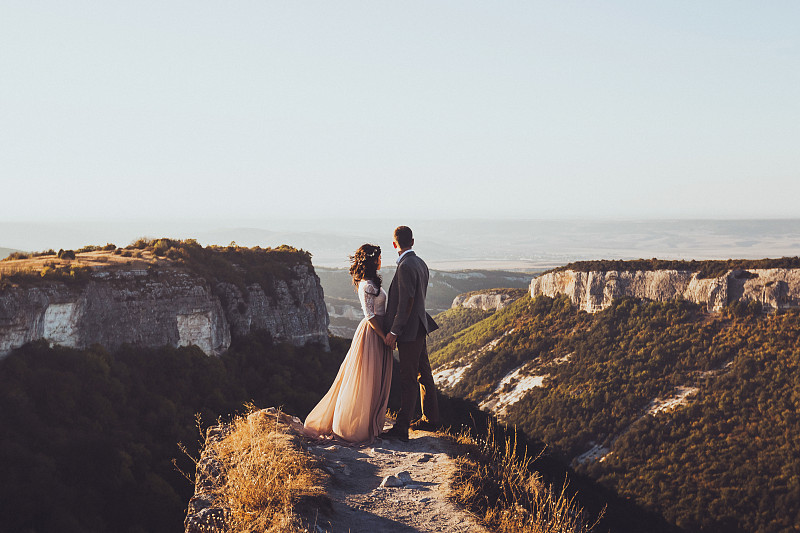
[305,427,489,533]
[185,409,490,533]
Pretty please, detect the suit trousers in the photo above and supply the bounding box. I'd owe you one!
[395,329,440,429]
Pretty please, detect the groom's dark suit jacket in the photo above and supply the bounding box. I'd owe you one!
[384,250,439,342]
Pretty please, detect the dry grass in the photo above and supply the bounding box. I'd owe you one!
[446,422,602,533]
[198,408,325,533]
[0,249,160,276]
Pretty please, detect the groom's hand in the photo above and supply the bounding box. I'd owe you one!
[385,332,397,349]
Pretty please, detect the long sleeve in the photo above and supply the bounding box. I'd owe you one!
[358,280,380,320]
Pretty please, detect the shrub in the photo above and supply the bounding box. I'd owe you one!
[152,239,173,257]
[129,238,153,250]
[31,249,56,258]
[3,251,30,261]
[726,299,762,318]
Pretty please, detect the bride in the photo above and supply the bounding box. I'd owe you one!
[303,244,393,444]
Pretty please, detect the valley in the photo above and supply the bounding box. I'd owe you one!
[318,267,535,337]
[428,293,800,532]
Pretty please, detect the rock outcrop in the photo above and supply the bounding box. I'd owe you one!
[451,289,526,311]
[531,268,800,313]
[0,263,329,357]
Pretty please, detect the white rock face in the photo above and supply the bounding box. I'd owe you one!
[478,365,548,419]
[575,444,612,465]
[451,290,524,311]
[530,268,800,313]
[326,303,362,320]
[177,311,219,355]
[0,263,328,358]
[42,302,80,348]
[647,386,699,416]
[433,363,472,389]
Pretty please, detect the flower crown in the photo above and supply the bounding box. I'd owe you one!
[362,246,381,258]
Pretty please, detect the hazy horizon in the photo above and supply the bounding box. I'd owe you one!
[3,217,798,270]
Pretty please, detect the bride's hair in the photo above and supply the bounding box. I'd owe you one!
[349,244,382,290]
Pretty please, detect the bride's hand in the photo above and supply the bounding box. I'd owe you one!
[385,332,397,349]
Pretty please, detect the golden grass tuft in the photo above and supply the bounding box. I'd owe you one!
[446,422,602,533]
[203,408,325,533]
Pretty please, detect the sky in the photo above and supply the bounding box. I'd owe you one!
[1,1,799,222]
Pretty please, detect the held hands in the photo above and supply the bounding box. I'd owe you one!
[384,332,397,349]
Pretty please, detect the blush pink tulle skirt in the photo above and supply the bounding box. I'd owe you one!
[303,318,393,445]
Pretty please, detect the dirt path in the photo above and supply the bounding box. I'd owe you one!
[304,428,490,533]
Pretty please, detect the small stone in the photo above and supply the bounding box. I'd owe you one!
[380,475,404,488]
[420,497,432,503]
[333,460,351,476]
[397,471,413,483]
[323,466,335,475]
[418,453,434,463]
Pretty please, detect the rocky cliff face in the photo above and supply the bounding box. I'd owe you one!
[0,264,329,357]
[530,268,800,313]
[451,289,526,311]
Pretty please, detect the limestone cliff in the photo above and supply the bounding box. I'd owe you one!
[0,258,329,357]
[531,268,800,313]
[451,289,527,311]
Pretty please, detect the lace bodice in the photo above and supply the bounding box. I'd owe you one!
[358,279,387,320]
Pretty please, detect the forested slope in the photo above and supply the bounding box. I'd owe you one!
[431,295,800,532]
[0,333,346,533]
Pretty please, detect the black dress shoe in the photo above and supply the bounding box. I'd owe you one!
[409,418,441,431]
[381,426,409,442]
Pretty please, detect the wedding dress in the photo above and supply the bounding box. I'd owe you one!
[303,279,393,444]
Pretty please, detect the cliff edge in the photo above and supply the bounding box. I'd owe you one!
[451,288,527,311]
[0,240,329,357]
[531,267,800,313]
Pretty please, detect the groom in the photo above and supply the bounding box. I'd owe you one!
[382,226,440,442]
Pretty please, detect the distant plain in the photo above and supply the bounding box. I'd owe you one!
[2,218,798,270]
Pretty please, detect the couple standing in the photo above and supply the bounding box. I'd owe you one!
[304,226,439,444]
